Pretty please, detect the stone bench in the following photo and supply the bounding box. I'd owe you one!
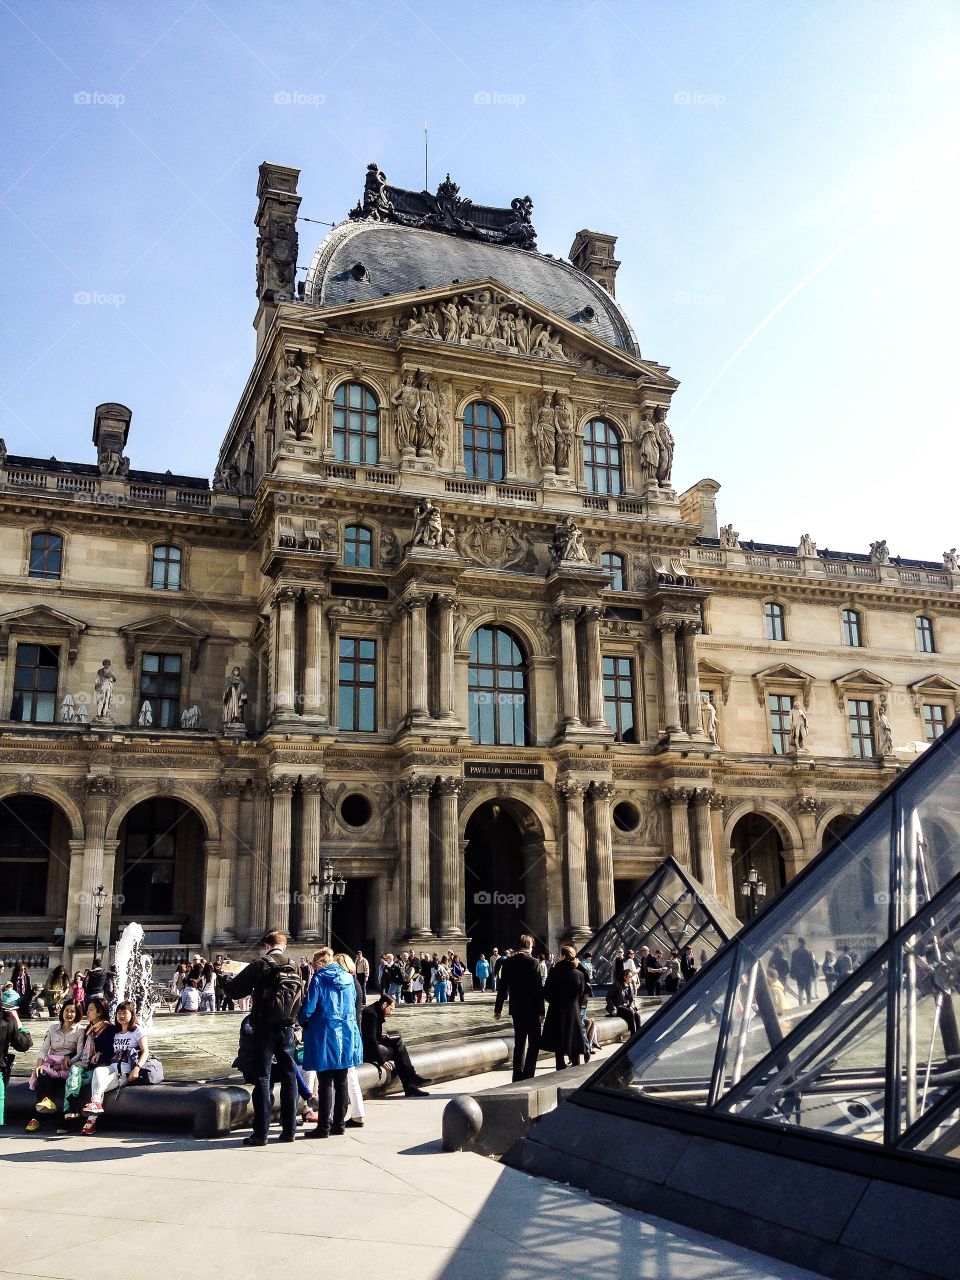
[4,1079,252,1139]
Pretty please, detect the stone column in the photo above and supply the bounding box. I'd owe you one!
[403,776,433,937]
[272,586,298,719]
[554,605,582,728]
[77,777,118,940]
[436,776,463,935]
[214,780,242,942]
[710,792,732,907]
[662,787,692,870]
[201,839,222,948]
[246,781,271,939]
[267,776,295,931]
[582,605,607,730]
[589,780,616,926]
[403,594,430,723]
[436,592,458,721]
[690,787,719,898]
[793,796,819,876]
[657,620,683,734]
[557,778,590,936]
[299,777,325,939]
[681,620,704,735]
[63,838,87,956]
[302,585,329,722]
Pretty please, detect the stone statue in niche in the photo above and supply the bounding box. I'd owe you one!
[94,659,117,720]
[99,447,129,477]
[391,369,448,459]
[223,666,248,729]
[550,514,589,565]
[532,390,575,473]
[654,406,674,485]
[877,696,894,754]
[719,524,740,549]
[790,698,810,752]
[410,498,446,550]
[701,696,719,744]
[271,353,321,440]
[213,460,242,493]
[869,539,891,564]
[553,393,574,472]
[637,405,660,485]
[59,693,76,724]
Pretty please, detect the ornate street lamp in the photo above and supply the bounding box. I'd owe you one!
[309,860,347,947]
[92,884,107,966]
[739,865,767,921]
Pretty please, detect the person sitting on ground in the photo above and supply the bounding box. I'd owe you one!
[0,987,33,1126]
[82,1000,150,1127]
[28,984,46,1019]
[27,998,85,1133]
[360,995,429,1097]
[605,979,640,1035]
[175,979,200,1013]
[542,945,588,1070]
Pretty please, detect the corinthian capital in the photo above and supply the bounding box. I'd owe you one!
[556,777,588,801]
[435,775,463,797]
[656,618,681,635]
[661,786,691,805]
[400,775,433,798]
[591,780,616,800]
[269,774,296,796]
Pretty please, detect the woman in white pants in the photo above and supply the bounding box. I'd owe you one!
[83,1001,149,1119]
[333,953,366,1129]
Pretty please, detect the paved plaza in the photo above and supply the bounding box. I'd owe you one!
[0,1050,826,1280]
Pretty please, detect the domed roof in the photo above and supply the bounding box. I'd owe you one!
[304,220,640,356]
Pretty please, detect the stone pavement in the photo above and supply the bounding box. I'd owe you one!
[0,1047,827,1280]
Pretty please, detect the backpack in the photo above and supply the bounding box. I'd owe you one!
[257,956,303,1029]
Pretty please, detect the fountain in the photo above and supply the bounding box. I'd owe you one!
[113,922,162,1028]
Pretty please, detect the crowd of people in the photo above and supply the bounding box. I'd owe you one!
[0,959,119,1020]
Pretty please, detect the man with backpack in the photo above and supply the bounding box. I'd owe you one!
[223,931,303,1146]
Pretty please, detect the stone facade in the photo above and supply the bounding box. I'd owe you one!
[2,161,959,972]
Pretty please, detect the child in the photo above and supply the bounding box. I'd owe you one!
[175,980,200,1013]
[28,985,46,1019]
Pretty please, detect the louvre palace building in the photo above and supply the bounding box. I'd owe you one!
[3,160,959,973]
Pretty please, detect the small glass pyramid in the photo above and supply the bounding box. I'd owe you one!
[589,718,960,1163]
[579,857,741,986]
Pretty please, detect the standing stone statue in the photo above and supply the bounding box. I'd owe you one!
[654,406,674,485]
[75,701,89,725]
[797,533,817,557]
[411,498,445,549]
[222,667,248,729]
[138,700,153,727]
[271,358,301,437]
[637,406,660,485]
[719,524,740,549]
[59,693,76,724]
[550,514,589,564]
[701,697,719,745]
[944,548,959,572]
[869,539,891,564]
[877,697,894,754]
[416,376,442,456]
[790,698,810,752]
[392,372,420,453]
[553,393,575,472]
[532,393,557,470]
[180,704,203,730]
[94,660,117,720]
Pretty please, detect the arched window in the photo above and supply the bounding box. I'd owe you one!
[468,626,528,746]
[601,552,625,590]
[29,531,63,580]
[583,419,623,495]
[333,382,379,464]
[916,615,935,653]
[764,601,786,641]
[463,402,505,482]
[0,795,52,915]
[842,608,863,647]
[151,544,182,591]
[343,525,373,568]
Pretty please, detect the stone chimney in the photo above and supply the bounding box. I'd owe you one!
[92,403,132,474]
[254,162,301,348]
[569,229,621,296]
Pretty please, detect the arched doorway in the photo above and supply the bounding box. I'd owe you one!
[463,798,548,965]
[114,798,205,944]
[0,794,71,940]
[730,812,787,924]
[821,813,857,852]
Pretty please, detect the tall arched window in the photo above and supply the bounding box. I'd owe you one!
[333,382,379,464]
[463,402,505,482]
[583,419,623,495]
[468,626,528,746]
[343,525,373,568]
[29,531,63,580]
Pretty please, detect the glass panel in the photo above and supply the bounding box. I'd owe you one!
[897,734,960,901]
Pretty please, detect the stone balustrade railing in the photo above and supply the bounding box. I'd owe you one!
[693,545,956,590]
[1,465,214,511]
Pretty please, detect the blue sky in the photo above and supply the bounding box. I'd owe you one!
[2,0,958,557]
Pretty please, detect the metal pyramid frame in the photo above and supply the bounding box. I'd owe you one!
[578,856,741,985]
[586,718,960,1165]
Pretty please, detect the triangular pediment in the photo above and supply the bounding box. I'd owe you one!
[698,657,733,703]
[0,605,87,664]
[751,662,814,705]
[907,673,960,714]
[317,277,674,384]
[119,615,208,670]
[832,667,892,711]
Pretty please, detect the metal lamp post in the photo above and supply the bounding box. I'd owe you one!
[309,861,347,947]
[92,884,107,966]
[739,865,767,921]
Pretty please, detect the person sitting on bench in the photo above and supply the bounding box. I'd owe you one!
[359,995,429,1097]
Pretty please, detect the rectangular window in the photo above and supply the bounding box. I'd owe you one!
[916,616,935,653]
[29,532,63,580]
[848,698,875,758]
[338,637,377,732]
[151,545,182,591]
[922,703,948,741]
[603,655,635,742]
[139,652,182,729]
[842,609,863,647]
[11,643,59,723]
[768,692,793,754]
[764,602,786,641]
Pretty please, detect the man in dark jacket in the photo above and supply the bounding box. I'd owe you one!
[222,931,300,1145]
[542,946,588,1070]
[494,934,545,1081]
[359,996,429,1096]
[790,937,817,1005]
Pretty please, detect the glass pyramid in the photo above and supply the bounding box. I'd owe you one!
[588,718,960,1164]
[578,857,740,986]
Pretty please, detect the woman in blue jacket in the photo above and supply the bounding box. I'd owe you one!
[301,947,363,1138]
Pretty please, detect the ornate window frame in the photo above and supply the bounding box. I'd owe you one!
[148,540,188,592]
[580,415,625,496]
[600,550,626,591]
[119,616,207,728]
[831,667,891,712]
[326,605,390,738]
[907,674,960,722]
[752,662,814,709]
[329,377,382,466]
[23,525,68,582]
[341,520,377,570]
[839,604,866,648]
[914,614,936,654]
[761,597,788,642]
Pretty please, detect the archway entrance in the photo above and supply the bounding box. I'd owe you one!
[821,813,857,852]
[114,798,205,944]
[0,794,71,940]
[730,813,787,924]
[463,798,547,966]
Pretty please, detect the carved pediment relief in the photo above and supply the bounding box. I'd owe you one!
[0,605,87,664]
[118,616,208,671]
[457,517,534,570]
